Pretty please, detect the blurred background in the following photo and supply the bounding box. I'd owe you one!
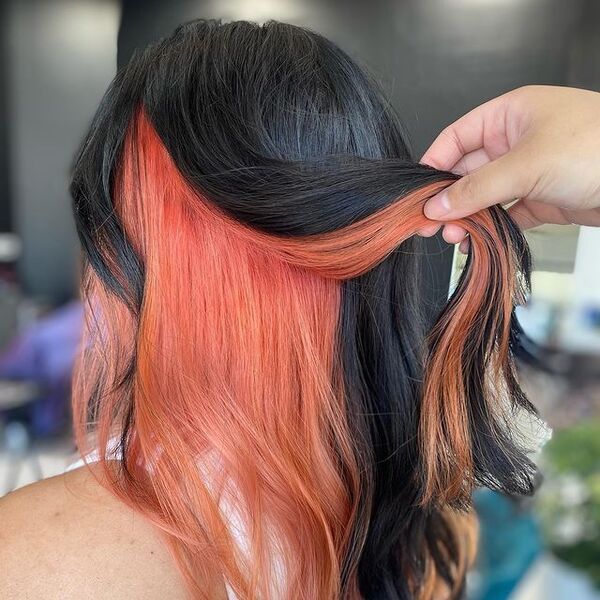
[0,1,599,598]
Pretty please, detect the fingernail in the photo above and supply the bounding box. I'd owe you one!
[416,223,442,238]
[424,191,451,219]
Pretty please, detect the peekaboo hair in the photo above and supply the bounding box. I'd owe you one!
[71,19,537,600]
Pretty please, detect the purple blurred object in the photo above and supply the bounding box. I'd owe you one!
[0,300,83,436]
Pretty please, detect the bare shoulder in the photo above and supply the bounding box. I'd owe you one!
[0,465,187,599]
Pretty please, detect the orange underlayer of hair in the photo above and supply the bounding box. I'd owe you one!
[72,110,526,598]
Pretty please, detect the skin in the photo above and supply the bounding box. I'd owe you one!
[0,465,188,599]
[418,85,600,252]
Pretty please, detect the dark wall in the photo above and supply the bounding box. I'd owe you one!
[568,0,600,90]
[386,0,587,156]
[5,0,119,302]
[0,1,11,232]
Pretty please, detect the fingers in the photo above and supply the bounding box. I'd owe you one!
[507,201,600,229]
[420,96,505,170]
[417,222,442,237]
[420,110,485,171]
[506,201,544,231]
[452,148,492,176]
[458,237,470,254]
[442,224,468,244]
[416,223,469,242]
[424,151,530,221]
[561,207,600,227]
[446,201,600,251]
[440,197,535,254]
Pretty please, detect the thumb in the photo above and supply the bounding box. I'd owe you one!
[424,152,530,221]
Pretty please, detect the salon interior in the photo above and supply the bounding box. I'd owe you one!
[0,1,599,598]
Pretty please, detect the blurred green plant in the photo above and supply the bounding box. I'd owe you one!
[537,420,600,586]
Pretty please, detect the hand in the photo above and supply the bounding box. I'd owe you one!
[419,85,600,252]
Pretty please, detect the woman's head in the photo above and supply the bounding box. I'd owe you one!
[71,19,537,599]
